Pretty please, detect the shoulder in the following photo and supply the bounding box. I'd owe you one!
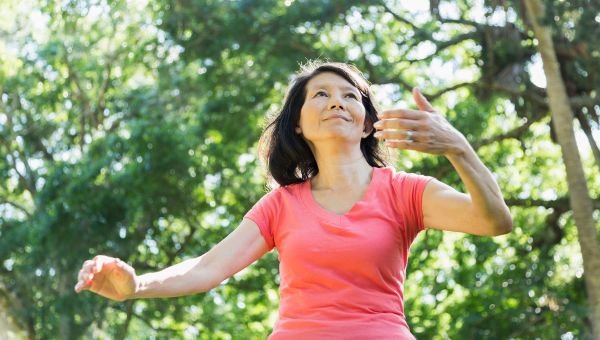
[372,167,435,202]
[375,166,433,186]
[256,181,305,205]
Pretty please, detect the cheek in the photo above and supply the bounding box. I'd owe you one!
[298,109,308,128]
[299,103,320,125]
[352,104,367,123]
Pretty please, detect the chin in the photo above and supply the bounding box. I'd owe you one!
[308,134,363,144]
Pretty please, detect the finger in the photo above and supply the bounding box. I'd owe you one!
[374,130,420,142]
[74,281,83,293]
[82,259,94,271]
[93,255,116,273]
[74,279,91,293]
[78,269,86,282]
[81,276,95,291]
[412,87,435,112]
[373,118,420,131]
[78,261,95,281]
[116,259,136,276]
[384,139,423,150]
[115,258,126,269]
[378,108,426,120]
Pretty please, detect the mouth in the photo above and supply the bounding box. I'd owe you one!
[324,113,351,122]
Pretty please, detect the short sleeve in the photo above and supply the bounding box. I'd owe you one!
[392,172,434,244]
[244,189,281,251]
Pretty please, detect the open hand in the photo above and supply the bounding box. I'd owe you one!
[74,255,137,301]
[373,88,468,156]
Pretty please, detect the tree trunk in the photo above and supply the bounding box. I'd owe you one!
[115,300,135,340]
[524,1,600,339]
[58,274,72,340]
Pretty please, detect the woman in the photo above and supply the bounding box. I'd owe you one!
[75,62,512,339]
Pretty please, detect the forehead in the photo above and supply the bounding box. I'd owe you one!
[305,72,358,91]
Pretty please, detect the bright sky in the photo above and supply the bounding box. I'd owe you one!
[395,0,597,156]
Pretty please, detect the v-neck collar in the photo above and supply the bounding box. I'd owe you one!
[301,167,381,220]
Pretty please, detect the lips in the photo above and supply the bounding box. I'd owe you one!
[324,113,351,122]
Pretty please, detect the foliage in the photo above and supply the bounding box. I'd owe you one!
[0,0,598,338]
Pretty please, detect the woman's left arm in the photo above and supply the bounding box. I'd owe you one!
[374,88,512,236]
[423,146,513,236]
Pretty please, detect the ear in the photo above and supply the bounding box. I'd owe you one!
[362,118,374,138]
[295,126,302,134]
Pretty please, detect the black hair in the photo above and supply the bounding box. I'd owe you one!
[258,61,388,187]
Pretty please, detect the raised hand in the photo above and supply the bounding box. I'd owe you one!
[373,88,469,156]
[74,255,137,301]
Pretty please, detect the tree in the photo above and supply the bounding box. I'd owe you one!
[524,0,600,338]
[1,0,598,338]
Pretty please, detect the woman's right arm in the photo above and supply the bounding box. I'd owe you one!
[74,218,270,301]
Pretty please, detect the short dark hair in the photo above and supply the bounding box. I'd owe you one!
[259,61,388,187]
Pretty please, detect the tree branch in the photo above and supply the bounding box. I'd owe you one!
[405,31,480,63]
[378,0,419,31]
[165,221,198,266]
[2,95,39,196]
[472,110,547,149]
[4,152,36,196]
[0,199,32,218]
[0,282,36,339]
[428,81,475,101]
[63,48,91,150]
[438,17,482,28]
[368,71,414,94]
[345,14,379,85]
[110,305,178,334]
[575,108,600,172]
[94,52,120,129]
[505,196,600,210]
[571,95,600,110]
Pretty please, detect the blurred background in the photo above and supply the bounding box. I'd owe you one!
[1,0,599,338]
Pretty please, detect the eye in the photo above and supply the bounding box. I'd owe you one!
[314,90,328,97]
[345,92,359,99]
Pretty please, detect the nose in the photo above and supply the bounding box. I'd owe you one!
[328,93,344,110]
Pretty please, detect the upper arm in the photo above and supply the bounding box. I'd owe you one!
[422,179,504,236]
[201,218,270,287]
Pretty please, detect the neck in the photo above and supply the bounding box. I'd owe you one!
[310,142,373,190]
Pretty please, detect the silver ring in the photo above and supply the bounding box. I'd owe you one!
[405,130,414,142]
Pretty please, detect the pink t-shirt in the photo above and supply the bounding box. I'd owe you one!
[244,166,433,339]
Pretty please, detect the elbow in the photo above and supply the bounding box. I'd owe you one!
[489,212,513,236]
[490,223,512,236]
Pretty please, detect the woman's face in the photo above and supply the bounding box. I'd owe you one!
[296,72,371,147]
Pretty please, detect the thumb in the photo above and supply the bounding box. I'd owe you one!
[412,87,435,112]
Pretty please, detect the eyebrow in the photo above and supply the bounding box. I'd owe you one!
[309,84,360,94]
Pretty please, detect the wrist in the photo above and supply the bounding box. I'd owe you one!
[444,137,471,160]
[128,276,142,300]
